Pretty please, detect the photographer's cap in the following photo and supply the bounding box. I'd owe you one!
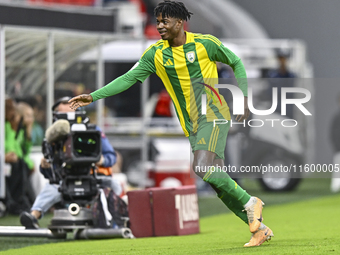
[52,96,72,111]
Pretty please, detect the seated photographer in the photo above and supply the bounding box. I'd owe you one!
[20,97,122,229]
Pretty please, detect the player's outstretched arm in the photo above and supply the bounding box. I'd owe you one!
[68,94,93,110]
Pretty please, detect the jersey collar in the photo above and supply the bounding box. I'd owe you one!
[162,31,194,50]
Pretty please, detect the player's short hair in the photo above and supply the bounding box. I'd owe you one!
[154,0,193,21]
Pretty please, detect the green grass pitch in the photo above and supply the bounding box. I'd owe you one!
[0,178,339,254]
[0,194,339,254]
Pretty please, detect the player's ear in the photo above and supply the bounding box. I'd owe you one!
[176,18,183,27]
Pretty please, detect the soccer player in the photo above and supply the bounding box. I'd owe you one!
[69,0,273,247]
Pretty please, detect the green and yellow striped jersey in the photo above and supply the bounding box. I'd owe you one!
[91,32,248,137]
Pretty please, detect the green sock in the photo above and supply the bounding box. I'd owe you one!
[217,190,248,224]
[203,167,251,205]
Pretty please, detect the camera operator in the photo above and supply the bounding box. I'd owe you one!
[19,97,122,229]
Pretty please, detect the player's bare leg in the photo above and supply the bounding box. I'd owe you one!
[193,150,216,179]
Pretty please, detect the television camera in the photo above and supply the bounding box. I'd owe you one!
[40,111,101,232]
[38,111,130,238]
[0,110,132,239]
[43,111,101,207]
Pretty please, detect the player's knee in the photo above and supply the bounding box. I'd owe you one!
[192,159,206,177]
[193,165,206,179]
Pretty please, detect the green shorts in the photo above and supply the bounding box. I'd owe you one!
[188,121,230,159]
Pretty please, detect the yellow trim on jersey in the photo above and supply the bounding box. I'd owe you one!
[190,85,199,133]
[195,42,219,121]
[155,40,163,46]
[186,32,199,132]
[141,45,154,58]
[211,89,230,120]
[162,40,170,50]
[172,45,200,133]
[154,49,188,136]
[195,42,230,121]
[172,46,192,124]
[205,35,221,46]
[141,40,163,58]
[194,34,221,46]
[186,31,195,43]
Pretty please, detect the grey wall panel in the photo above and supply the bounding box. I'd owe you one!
[0,4,115,32]
[236,0,340,164]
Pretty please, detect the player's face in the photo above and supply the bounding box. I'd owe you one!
[156,14,182,41]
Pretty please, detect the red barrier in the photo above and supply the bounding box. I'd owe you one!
[127,185,200,237]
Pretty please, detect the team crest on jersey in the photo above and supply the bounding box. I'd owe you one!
[186,51,195,63]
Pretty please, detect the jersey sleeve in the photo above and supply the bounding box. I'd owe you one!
[136,46,157,82]
[205,35,248,96]
[91,46,156,102]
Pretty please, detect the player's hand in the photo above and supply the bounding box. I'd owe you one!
[235,96,250,122]
[68,94,93,110]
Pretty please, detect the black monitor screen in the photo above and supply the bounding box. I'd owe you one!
[72,133,100,158]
